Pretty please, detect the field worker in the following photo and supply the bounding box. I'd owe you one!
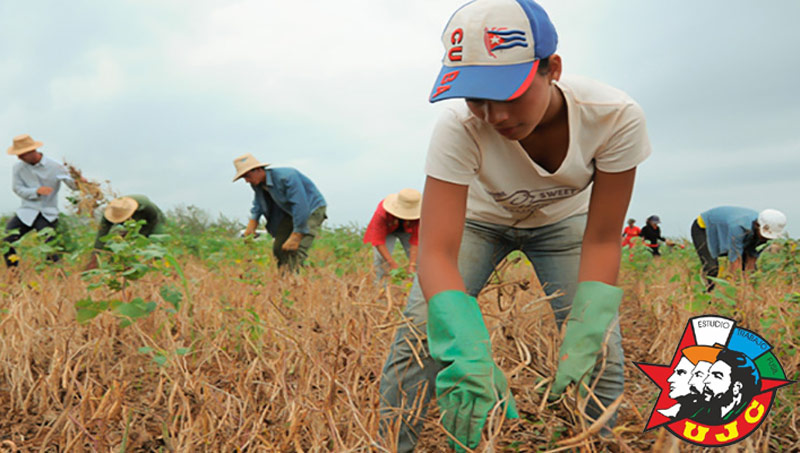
[621,218,640,249]
[363,189,421,281]
[691,206,786,291]
[378,0,652,450]
[640,214,669,256]
[233,153,326,271]
[4,134,80,268]
[85,195,166,270]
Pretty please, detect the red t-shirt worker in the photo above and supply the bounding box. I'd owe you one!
[363,188,421,281]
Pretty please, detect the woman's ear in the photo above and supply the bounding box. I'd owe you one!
[548,54,563,82]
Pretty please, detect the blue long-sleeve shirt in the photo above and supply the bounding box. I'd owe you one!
[250,167,326,236]
[700,206,759,262]
[12,155,76,226]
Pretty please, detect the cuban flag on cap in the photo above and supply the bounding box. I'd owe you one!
[429,0,558,103]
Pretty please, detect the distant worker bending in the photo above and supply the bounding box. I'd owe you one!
[363,189,421,282]
[233,153,326,271]
[86,195,165,270]
[691,206,786,290]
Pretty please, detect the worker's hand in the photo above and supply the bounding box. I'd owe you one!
[281,232,304,251]
[666,239,675,247]
[243,219,258,237]
[37,186,54,196]
[428,291,518,452]
[551,281,623,399]
[407,262,417,274]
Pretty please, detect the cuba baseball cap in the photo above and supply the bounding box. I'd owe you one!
[429,0,558,103]
[758,209,787,239]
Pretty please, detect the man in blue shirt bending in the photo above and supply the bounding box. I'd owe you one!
[4,134,79,268]
[691,206,787,290]
[233,153,327,271]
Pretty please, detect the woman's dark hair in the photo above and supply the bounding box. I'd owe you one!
[537,56,552,75]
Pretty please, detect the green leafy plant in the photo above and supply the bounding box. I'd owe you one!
[389,266,411,286]
[12,227,61,272]
[77,219,169,327]
[76,296,157,327]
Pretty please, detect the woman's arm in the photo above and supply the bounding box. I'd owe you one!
[375,244,397,269]
[417,176,469,300]
[578,168,637,285]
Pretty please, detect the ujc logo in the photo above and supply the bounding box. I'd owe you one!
[636,315,794,447]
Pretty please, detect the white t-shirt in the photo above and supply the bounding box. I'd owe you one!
[425,75,652,228]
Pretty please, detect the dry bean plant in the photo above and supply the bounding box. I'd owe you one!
[0,222,797,452]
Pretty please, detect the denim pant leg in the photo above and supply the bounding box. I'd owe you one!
[396,231,412,258]
[272,207,326,272]
[378,220,514,452]
[374,233,399,282]
[519,214,624,425]
[272,215,294,268]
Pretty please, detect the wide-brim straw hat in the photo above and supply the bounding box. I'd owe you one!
[383,188,422,220]
[104,197,139,223]
[232,153,270,182]
[7,134,43,155]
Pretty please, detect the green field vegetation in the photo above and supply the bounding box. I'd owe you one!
[0,209,797,451]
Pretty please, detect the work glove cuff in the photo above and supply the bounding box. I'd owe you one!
[427,290,492,363]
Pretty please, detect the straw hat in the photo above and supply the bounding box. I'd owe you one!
[232,153,270,182]
[383,188,422,220]
[104,197,139,223]
[7,134,43,155]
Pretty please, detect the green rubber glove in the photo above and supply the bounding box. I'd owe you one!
[427,290,518,452]
[551,281,623,398]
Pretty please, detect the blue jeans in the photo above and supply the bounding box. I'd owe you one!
[378,214,625,452]
[374,231,413,282]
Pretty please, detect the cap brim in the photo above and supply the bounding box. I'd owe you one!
[759,225,780,240]
[429,60,538,103]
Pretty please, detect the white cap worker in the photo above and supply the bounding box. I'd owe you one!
[4,134,81,267]
[691,206,787,291]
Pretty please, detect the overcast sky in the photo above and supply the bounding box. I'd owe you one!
[2,0,798,238]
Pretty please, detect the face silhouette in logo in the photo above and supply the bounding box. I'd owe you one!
[658,346,723,419]
[694,348,761,425]
[689,361,714,396]
[667,357,694,399]
[658,356,696,418]
[703,360,734,403]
